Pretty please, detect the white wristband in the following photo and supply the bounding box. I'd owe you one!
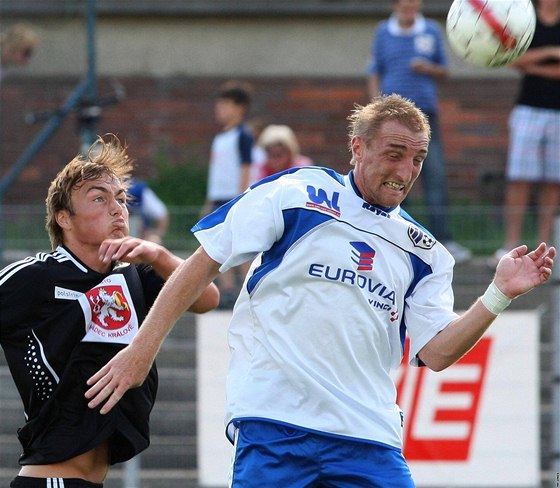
[480,281,512,315]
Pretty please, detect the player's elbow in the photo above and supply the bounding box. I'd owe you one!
[417,347,456,372]
[189,283,220,314]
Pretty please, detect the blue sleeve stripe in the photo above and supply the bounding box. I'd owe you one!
[247,207,333,294]
[401,253,433,357]
[191,194,244,233]
[191,167,342,235]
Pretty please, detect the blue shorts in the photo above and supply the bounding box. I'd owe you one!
[229,420,415,488]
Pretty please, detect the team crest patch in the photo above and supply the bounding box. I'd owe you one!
[408,224,436,250]
[87,285,131,330]
[79,274,139,344]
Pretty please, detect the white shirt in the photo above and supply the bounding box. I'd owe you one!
[207,125,252,201]
[193,166,458,449]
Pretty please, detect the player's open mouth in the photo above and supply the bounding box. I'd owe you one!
[385,182,404,191]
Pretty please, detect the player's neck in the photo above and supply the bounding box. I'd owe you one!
[65,241,112,274]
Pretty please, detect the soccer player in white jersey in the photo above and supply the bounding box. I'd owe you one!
[0,135,219,488]
[86,95,555,487]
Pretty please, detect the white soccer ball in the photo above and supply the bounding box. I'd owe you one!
[446,0,537,68]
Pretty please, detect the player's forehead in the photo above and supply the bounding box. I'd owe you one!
[375,120,429,151]
[74,174,124,195]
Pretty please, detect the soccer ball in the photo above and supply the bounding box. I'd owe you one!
[446,0,537,68]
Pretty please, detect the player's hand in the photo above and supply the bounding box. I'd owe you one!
[99,236,161,266]
[85,344,153,414]
[494,242,555,298]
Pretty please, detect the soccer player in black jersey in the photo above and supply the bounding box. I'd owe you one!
[0,135,219,488]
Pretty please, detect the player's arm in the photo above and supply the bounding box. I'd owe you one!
[86,246,221,414]
[418,243,555,371]
[99,236,219,313]
[100,236,181,279]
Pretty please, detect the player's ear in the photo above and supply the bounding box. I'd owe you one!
[55,209,72,230]
[351,136,364,162]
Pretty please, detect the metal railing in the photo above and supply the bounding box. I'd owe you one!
[0,202,540,259]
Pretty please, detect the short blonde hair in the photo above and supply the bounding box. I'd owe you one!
[258,124,300,159]
[347,94,431,159]
[45,135,133,249]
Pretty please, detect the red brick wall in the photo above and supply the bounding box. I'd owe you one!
[0,76,518,204]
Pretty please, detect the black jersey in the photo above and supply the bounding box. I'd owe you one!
[0,246,165,465]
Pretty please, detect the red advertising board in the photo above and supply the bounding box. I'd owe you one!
[397,338,492,461]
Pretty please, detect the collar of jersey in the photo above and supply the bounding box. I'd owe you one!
[56,245,125,274]
[347,170,396,214]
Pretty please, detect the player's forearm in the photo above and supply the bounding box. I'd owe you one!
[149,246,183,280]
[133,247,220,356]
[189,282,220,313]
[418,300,497,371]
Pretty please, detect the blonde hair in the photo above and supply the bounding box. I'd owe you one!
[45,135,133,249]
[347,94,431,161]
[1,23,39,58]
[258,124,300,159]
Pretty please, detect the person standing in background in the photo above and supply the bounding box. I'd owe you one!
[367,0,471,264]
[201,81,255,309]
[494,0,560,263]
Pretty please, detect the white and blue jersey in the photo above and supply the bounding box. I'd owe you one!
[192,166,458,450]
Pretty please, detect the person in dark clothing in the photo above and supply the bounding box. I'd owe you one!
[0,135,219,487]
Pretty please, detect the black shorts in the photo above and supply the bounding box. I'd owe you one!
[10,476,103,488]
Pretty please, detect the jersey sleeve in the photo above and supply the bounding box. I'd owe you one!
[403,249,459,366]
[0,259,50,341]
[192,178,286,272]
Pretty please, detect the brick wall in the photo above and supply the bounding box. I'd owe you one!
[0,76,519,205]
